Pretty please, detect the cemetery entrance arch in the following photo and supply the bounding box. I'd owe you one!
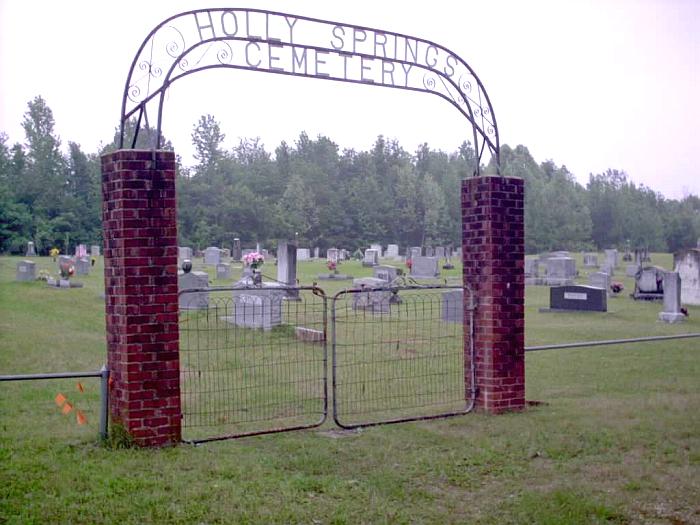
[120,8,500,175]
[102,8,525,447]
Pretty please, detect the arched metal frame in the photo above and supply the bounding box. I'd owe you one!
[120,8,499,175]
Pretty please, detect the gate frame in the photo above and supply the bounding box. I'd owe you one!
[330,284,477,430]
[177,285,329,444]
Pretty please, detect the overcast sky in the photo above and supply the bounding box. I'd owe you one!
[1,0,698,198]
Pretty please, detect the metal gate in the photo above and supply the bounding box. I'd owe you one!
[331,285,474,428]
[179,284,474,442]
[178,286,328,443]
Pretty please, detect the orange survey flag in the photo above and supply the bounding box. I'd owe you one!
[76,382,84,393]
[62,402,73,415]
[55,393,66,406]
[76,411,87,425]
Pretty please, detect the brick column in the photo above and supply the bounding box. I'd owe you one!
[462,175,525,413]
[101,150,180,446]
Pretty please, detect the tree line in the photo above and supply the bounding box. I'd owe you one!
[1,96,699,255]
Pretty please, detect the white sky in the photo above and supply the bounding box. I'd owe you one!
[0,0,698,199]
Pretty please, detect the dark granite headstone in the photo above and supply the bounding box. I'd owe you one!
[548,285,607,312]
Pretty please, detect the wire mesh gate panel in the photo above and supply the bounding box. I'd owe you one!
[179,286,327,443]
[331,285,473,428]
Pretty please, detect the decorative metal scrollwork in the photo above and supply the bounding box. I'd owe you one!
[119,8,500,175]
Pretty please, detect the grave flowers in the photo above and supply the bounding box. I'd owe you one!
[610,281,624,295]
[243,251,265,269]
[243,251,265,285]
[327,260,338,274]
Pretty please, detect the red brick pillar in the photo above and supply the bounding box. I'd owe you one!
[462,175,525,413]
[101,150,181,446]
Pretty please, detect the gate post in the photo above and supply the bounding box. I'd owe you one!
[101,149,181,446]
[462,175,525,413]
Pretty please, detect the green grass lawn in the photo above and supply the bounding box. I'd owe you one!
[1,254,699,524]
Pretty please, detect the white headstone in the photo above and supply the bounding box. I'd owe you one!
[327,248,340,263]
[178,271,209,310]
[370,244,383,258]
[204,247,221,266]
[363,249,380,267]
[583,253,598,267]
[74,256,91,276]
[410,256,439,278]
[91,245,101,257]
[25,241,36,257]
[16,260,36,281]
[658,272,685,323]
[588,271,610,294]
[216,263,231,280]
[296,248,311,261]
[674,249,700,305]
[386,244,400,259]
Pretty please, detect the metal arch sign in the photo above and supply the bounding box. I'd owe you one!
[120,8,500,175]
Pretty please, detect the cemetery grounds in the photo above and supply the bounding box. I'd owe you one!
[0,253,698,524]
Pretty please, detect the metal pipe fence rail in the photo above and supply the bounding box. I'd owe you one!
[525,333,700,352]
[0,366,110,440]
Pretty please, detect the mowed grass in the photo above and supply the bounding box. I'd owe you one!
[1,254,699,524]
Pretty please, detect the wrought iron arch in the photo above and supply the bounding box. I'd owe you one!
[120,8,499,175]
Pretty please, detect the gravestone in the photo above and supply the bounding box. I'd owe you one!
[232,238,242,261]
[204,247,221,266]
[442,289,463,323]
[435,246,446,259]
[277,240,299,300]
[386,244,400,259]
[178,270,209,310]
[178,247,193,261]
[228,287,286,330]
[588,271,610,294]
[314,247,320,259]
[351,277,394,314]
[216,263,231,280]
[91,245,101,257]
[363,249,380,267]
[327,248,339,263]
[425,246,435,257]
[296,248,311,261]
[370,244,383,258]
[75,244,88,257]
[583,253,598,267]
[74,256,91,276]
[411,256,440,278]
[373,265,401,283]
[633,266,665,300]
[544,257,576,286]
[604,249,618,270]
[16,260,36,281]
[673,248,700,305]
[658,272,685,323]
[25,241,36,257]
[546,285,607,312]
[58,255,73,274]
[408,247,421,260]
